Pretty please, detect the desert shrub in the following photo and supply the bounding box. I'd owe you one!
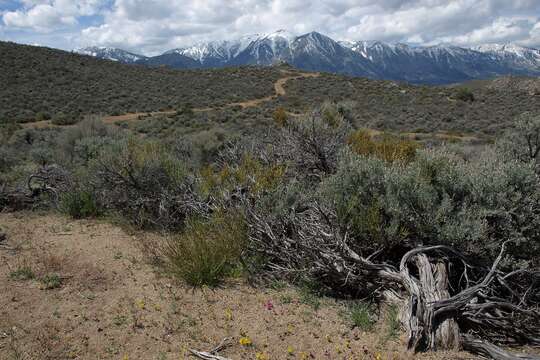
[164,211,247,286]
[51,112,77,126]
[498,112,540,167]
[0,146,18,173]
[35,112,51,121]
[40,274,62,289]
[56,116,119,165]
[90,137,191,230]
[321,147,540,264]
[347,129,419,164]
[199,154,285,198]
[60,189,100,219]
[279,106,350,178]
[272,107,288,127]
[29,146,54,166]
[454,87,475,102]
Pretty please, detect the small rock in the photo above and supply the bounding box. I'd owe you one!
[0,232,6,242]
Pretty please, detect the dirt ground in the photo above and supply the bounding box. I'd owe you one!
[0,213,479,359]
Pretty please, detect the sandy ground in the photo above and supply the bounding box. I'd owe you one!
[0,213,478,359]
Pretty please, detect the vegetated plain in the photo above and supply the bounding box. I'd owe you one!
[1,41,540,359]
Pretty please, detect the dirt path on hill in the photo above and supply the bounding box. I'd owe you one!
[22,71,320,128]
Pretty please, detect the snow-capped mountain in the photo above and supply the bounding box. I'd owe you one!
[166,33,263,67]
[75,46,147,64]
[472,44,540,70]
[76,32,540,84]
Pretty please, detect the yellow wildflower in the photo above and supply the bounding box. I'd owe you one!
[225,308,233,321]
[255,352,268,360]
[135,299,145,310]
[287,345,295,355]
[239,336,252,346]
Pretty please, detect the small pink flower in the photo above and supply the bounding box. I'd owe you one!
[265,300,274,311]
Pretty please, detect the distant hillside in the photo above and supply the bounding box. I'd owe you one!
[280,73,540,134]
[78,30,540,84]
[0,41,281,123]
[2,41,540,136]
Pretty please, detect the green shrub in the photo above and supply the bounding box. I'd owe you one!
[9,266,35,281]
[40,274,62,289]
[51,112,78,126]
[60,189,100,219]
[164,212,247,287]
[454,87,475,102]
[321,147,540,264]
[348,302,376,331]
[35,111,51,121]
[90,137,189,229]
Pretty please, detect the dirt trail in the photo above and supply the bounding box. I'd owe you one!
[22,71,321,129]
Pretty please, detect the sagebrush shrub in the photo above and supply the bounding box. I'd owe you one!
[51,112,78,126]
[454,87,475,102]
[91,137,190,230]
[164,211,247,287]
[321,147,540,264]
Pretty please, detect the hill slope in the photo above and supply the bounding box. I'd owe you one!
[0,41,281,123]
[2,41,540,136]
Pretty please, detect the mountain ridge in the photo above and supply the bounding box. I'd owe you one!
[76,31,540,84]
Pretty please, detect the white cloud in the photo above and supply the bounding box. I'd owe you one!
[2,0,539,52]
[437,17,538,46]
[2,0,105,32]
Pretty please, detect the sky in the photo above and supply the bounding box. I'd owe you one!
[0,0,539,56]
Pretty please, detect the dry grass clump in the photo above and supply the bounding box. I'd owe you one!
[164,211,247,287]
[347,129,420,164]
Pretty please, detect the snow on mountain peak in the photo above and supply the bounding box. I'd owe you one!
[75,46,146,63]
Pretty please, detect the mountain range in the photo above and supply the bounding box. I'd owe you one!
[75,30,540,84]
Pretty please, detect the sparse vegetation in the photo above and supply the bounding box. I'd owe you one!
[347,302,376,331]
[40,274,62,289]
[0,41,281,123]
[9,266,35,281]
[385,305,400,341]
[60,189,100,219]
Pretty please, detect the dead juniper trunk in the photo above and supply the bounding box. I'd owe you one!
[346,242,540,359]
[244,203,540,359]
[397,254,460,351]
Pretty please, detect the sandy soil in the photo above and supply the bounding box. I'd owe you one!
[0,212,478,360]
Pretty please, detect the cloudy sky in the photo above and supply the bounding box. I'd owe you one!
[1,0,539,55]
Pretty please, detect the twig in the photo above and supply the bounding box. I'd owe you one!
[189,338,233,360]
